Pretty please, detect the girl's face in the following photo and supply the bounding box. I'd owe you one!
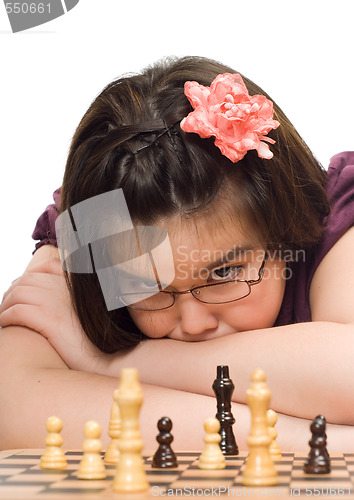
[128,216,286,341]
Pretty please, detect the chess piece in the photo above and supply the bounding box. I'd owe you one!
[267,409,282,460]
[317,415,331,464]
[212,365,238,455]
[242,369,278,486]
[304,415,331,474]
[77,421,106,479]
[152,417,177,468]
[40,416,67,470]
[104,389,121,464]
[113,368,149,493]
[198,417,226,470]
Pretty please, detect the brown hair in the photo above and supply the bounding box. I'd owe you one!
[60,56,329,352]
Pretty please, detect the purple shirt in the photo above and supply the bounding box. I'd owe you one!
[32,152,354,326]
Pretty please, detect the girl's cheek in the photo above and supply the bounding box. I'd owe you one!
[128,310,173,339]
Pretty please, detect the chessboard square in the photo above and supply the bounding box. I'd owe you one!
[293,459,308,467]
[64,456,83,463]
[330,465,350,473]
[145,462,189,474]
[331,460,348,467]
[16,450,44,456]
[5,472,68,483]
[169,478,234,489]
[276,456,294,464]
[329,453,347,459]
[0,484,45,496]
[145,472,182,483]
[30,464,73,472]
[292,468,349,480]
[0,451,29,460]
[231,451,248,459]
[291,479,351,490]
[0,458,40,466]
[46,486,106,495]
[103,470,116,480]
[275,463,294,473]
[181,468,236,479]
[48,478,108,490]
[16,468,69,475]
[168,452,199,458]
[194,462,235,471]
[277,470,293,478]
[0,467,28,475]
[65,459,81,465]
[224,457,245,466]
[146,457,199,466]
[145,452,199,460]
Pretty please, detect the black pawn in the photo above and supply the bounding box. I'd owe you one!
[151,417,177,468]
[212,365,238,455]
[304,415,331,474]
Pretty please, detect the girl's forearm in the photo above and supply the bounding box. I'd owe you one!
[96,321,354,424]
[1,327,352,453]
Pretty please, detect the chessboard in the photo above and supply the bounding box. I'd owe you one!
[0,450,354,499]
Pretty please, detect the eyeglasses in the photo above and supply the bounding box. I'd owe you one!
[122,253,268,311]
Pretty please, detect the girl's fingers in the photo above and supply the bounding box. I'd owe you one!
[0,303,45,334]
[2,272,66,305]
[2,259,64,304]
[0,285,48,313]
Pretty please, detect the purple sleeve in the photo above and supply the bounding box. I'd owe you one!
[32,188,61,253]
[276,151,354,326]
[313,151,354,270]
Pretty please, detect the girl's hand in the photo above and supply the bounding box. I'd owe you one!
[0,247,105,372]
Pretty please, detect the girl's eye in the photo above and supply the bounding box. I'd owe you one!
[125,277,158,291]
[209,266,244,282]
[139,280,158,290]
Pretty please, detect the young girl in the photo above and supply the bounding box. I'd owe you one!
[1,56,354,452]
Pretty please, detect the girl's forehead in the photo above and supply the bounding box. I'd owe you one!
[162,213,261,255]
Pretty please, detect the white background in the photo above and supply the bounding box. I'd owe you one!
[0,0,353,294]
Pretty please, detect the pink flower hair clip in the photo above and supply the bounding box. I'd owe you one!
[180,73,280,163]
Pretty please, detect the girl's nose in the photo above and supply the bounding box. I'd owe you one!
[176,294,218,336]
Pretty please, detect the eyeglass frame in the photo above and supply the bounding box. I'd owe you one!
[125,252,268,311]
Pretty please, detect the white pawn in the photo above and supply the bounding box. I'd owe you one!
[77,421,106,480]
[198,417,225,470]
[104,389,121,464]
[40,416,67,470]
[267,409,282,460]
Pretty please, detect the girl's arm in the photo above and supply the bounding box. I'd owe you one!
[2,229,354,424]
[0,325,230,451]
[0,325,352,453]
